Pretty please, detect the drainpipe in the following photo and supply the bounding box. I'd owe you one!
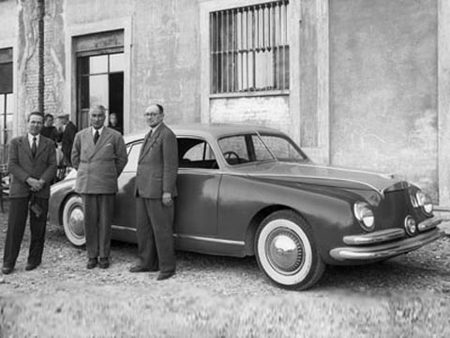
[37,0,45,114]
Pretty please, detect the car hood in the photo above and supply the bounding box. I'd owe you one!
[230,161,408,193]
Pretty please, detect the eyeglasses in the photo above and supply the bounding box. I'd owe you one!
[144,113,161,117]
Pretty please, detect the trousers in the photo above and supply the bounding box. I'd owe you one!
[82,194,115,259]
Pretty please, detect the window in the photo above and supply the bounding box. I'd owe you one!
[75,30,124,130]
[210,0,289,94]
[178,138,218,169]
[0,48,13,162]
[218,135,251,164]
[254,134,305,161]
[122,142,142,172]
[218,133,308,165]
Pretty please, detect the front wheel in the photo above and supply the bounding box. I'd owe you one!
[255,210,325,290]
[62,194,86,247]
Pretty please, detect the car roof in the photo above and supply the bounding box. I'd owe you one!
[123,123,285,144]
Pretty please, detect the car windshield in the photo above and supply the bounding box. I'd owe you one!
[218,133,309,165]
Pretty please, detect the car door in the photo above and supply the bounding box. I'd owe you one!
[175,137,221,239]
[113,140,142,230]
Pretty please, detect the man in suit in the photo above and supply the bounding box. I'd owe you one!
[129,103,178,281]
[71,105,127,269]
[2,111,57,274]
[56,114,77,167]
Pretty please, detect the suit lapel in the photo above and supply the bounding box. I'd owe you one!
[20,136,33,160]
[34,136,47,159]
[138,124,164,162]
[84,128,96,159]
[88,128,113,160]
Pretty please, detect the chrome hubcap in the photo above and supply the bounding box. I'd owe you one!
[69,207,84,238]
[266,228,304,275]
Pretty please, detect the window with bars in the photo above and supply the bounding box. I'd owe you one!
[210,0,289,95]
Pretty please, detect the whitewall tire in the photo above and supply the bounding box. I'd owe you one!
[62,195,86,247]
[255,210,325,290]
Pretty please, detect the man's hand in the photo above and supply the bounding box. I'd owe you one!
[162,192,173,207]
[26,177,45,192]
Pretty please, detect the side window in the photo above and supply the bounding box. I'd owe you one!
[218,135,250,165]
[178,138,218,169]
[122,142,142,172]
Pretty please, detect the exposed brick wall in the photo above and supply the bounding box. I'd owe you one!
[210,96,291,135]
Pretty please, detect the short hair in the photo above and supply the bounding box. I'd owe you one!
[155,104,164,114]
[56,114,69,122]
[44,113,54,120]
[90,105,106,115]
[147,103,164,114]
[27,111,44,122]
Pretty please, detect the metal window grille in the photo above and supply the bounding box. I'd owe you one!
[210,0,289,94]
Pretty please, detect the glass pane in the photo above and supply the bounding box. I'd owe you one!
[6,93,14,114]
[77,57,90,75]
[123,142,142,172]
[258,134,305,162]
[0,94,4,115]
[218,135,249,165]
[89,55,108,74]
[5,113,13,144]
[252,135,274,161]
[109,53,124,72]
[80,76,90,109]
[89,75,109,108]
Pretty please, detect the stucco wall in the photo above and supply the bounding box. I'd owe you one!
[131,0,201,131]
[62,0,201,133]
[329,0,438,199]
[0,0,16,43]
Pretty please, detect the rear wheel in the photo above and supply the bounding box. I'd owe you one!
[255,210,325,290]
[62,195,86,246]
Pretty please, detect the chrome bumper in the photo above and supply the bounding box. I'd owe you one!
[330,217,443,261]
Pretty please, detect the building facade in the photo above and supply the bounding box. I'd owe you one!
[0,0,450,206]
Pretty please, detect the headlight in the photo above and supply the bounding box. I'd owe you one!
[413,190,433,215]
[353,201,375,231]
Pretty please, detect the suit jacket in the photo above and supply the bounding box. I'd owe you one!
[8,135,57,198]
[71,127,128,194]
[135,123,178,198]
[60,121,77,165]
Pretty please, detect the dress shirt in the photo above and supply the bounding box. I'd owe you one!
[28,133,40,147]
[92,126,104,137]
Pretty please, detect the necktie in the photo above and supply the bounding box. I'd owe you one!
[31,137,37,157]
[142,130,152,148]
[94,130,100,144]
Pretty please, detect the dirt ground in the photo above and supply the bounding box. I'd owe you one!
[1,202,450,337]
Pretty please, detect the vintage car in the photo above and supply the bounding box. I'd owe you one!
[48,124,443,290]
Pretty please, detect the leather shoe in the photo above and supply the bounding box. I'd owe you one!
[156,271,175,281]
[99,257,110,269]
[25,263,39,271]
[1,266,13,275]
[129,265,158,273]
[86,258,97,269]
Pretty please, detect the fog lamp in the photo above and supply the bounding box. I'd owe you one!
[404,215,417,236]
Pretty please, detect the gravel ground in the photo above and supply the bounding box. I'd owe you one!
[1,202,450,337]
